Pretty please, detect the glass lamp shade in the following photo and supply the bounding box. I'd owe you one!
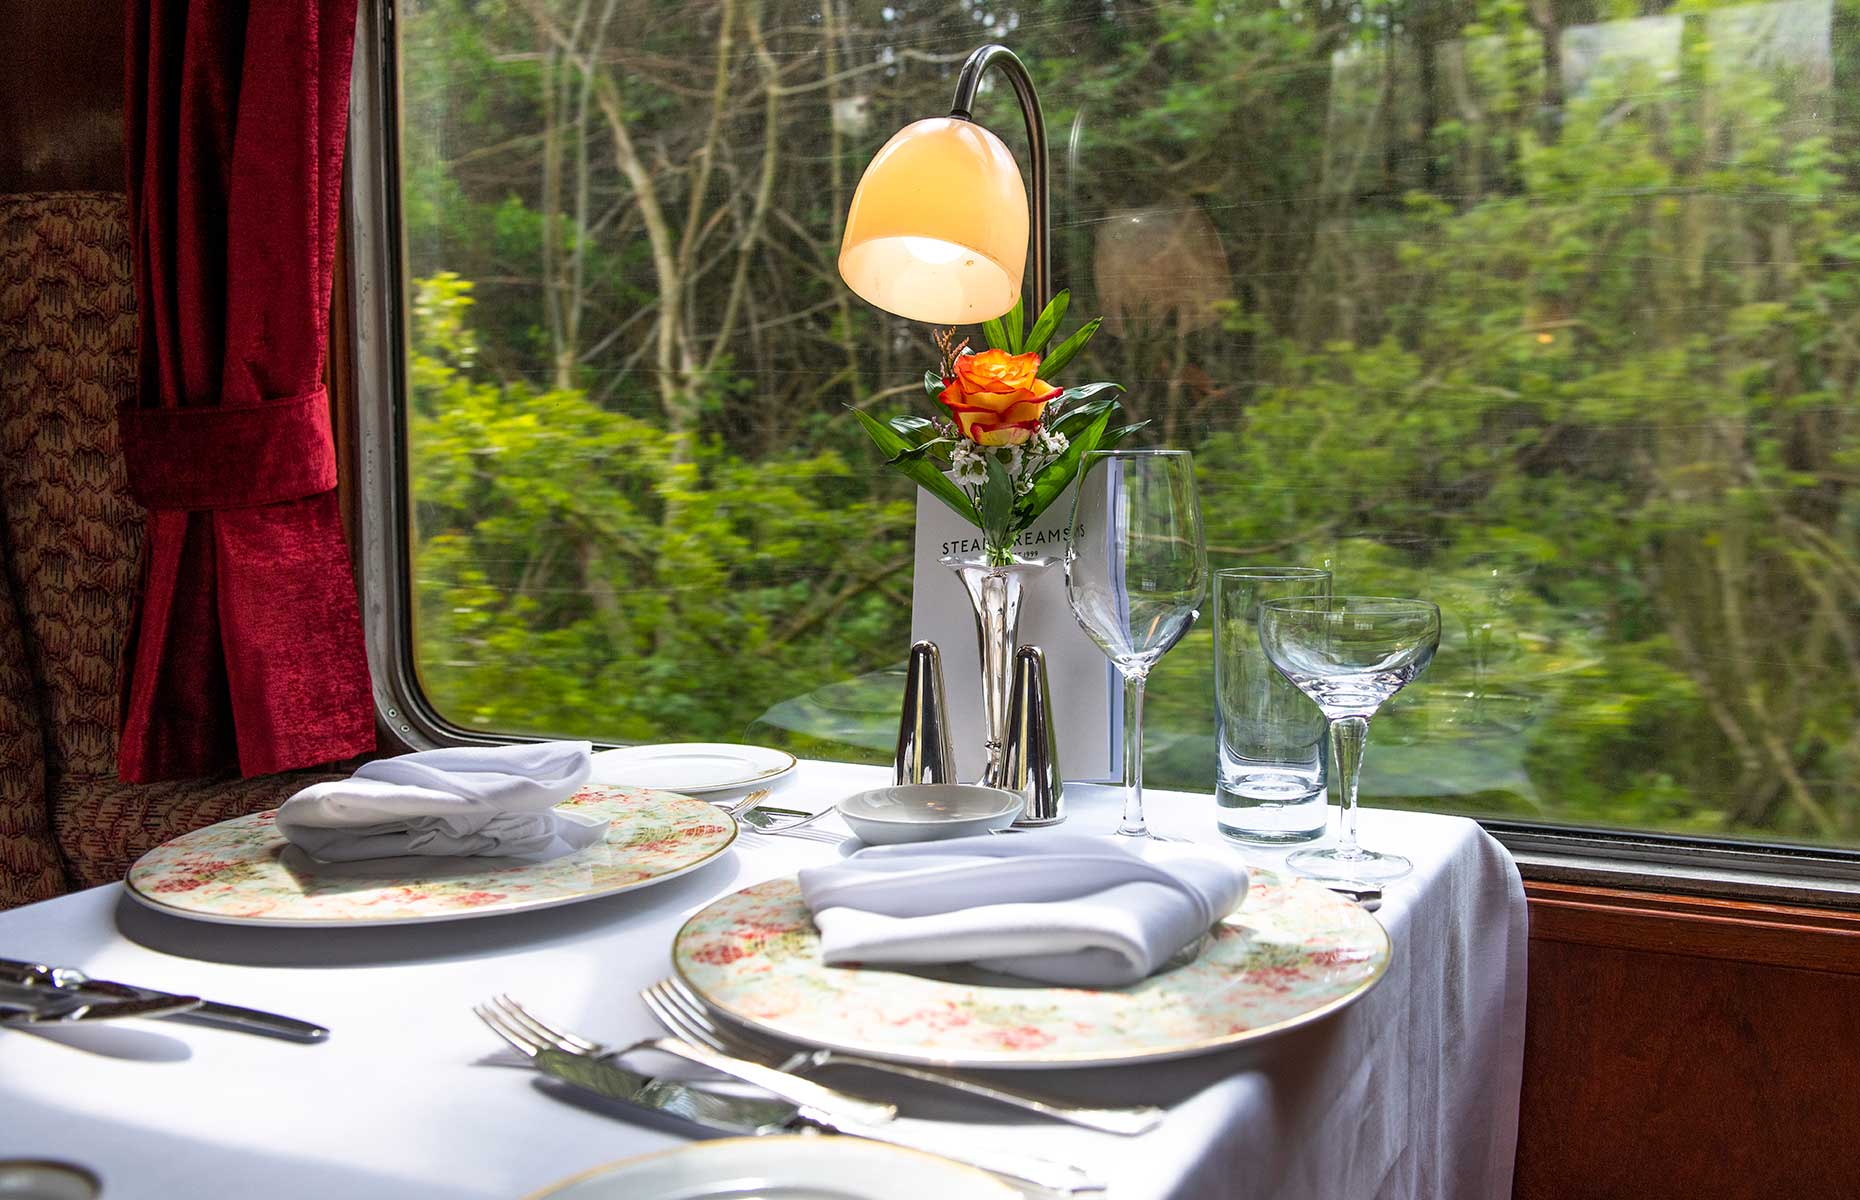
[838,117,1029,324]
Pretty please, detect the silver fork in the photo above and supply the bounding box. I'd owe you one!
[641,978,1163,1136]
[726,791,844,844]
[473,994,894,1124]
[720,789,771,816]
[475,996,1104,1195]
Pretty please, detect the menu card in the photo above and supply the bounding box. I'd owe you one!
[908,481,1122,783]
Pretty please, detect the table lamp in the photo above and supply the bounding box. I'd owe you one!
[838,43,1049,325]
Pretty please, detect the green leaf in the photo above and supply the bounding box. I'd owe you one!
[1050,397,1120,440]
[1003,296,1025,353]
[982,314,1011,352]
[887,436,958,465]
[1014,405,1114,529]
[886,414,939,444]
[924,369,945,398]
[849,407,977,526]
[980,454,1015,544]
[1046,381,1123,425]
[1098,420,1150,450]
[1023,290,1070,357]
[1037,316,1102,378]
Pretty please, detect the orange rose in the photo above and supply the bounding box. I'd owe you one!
[937,349,1062,446]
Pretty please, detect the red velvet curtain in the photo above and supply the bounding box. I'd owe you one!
[118,0,374,782]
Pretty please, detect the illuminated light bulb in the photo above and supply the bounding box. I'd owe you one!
[901,237,970,266]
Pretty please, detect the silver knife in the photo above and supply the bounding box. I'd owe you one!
[0,959,328,1043]
[1,988,203,1025]
[528,1048,1104,1195]
[533,1047,796,1132]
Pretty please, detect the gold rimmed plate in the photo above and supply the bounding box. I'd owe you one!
[125,786,737,927]
[526,1136,1017,1200]
[672,868,1390,1069]
[587,743,797,795]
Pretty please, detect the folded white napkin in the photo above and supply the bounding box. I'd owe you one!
[275,741,607,862]
[796,833,1249,988]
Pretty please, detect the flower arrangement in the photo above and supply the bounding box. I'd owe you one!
[850,290,1145,566]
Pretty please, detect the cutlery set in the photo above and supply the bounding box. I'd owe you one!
[474,993,1107,1196]
[0,958,326,1042]
[719,788,844,844]
[639,976,1163,1135]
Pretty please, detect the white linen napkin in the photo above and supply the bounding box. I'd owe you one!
[275,741,607,862]
[796,833,1249,988]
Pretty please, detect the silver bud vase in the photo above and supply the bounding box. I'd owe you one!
[944,550,1057,787]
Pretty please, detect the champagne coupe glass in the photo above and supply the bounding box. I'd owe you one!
[1066,450,1208,839]
[1258,596,1440,881]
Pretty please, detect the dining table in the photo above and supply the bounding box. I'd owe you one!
[0,758,1527,1199]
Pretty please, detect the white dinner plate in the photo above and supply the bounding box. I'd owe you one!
[124,787,737,927]
[674,869,1390,1069]
[526,1136,1017,1200]
[587,743,797,795]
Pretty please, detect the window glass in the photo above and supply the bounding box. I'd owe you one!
[396,0,1860,847]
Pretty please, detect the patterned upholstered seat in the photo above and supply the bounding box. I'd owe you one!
[0,534,61,905]
[0,192,346,904]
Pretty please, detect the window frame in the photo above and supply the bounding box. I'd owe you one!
[341,0,1860,904]
[347,0,471,755]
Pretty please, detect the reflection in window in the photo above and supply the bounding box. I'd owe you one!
[396,0,1860,848]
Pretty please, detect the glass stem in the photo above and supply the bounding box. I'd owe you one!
[1119,671,1148,837]
[1329,714,1370,858]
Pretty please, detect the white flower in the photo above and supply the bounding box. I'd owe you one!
[948,441,988,488]
[1007,426,1069,482]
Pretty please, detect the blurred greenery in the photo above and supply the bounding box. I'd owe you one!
[401,0,1860,846]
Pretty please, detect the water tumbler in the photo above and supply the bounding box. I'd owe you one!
[1214,566,1331,843]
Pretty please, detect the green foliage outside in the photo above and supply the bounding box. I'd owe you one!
[401,0,1860,846]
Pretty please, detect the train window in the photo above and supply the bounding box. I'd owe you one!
[358,0,1860,861]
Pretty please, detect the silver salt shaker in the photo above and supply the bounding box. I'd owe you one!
[894,640,957,785]
[1001,644,1064,826]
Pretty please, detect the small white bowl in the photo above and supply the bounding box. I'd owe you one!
[836,784,1024,845]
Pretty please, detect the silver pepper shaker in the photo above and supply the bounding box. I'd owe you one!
[894,640,958,785]
[1001,644,1064,826]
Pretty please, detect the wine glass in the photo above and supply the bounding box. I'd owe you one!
[1257,596,1440,881]
[1066,450,1208,839]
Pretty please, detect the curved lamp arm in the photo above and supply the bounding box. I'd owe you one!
[948,43,1050,316]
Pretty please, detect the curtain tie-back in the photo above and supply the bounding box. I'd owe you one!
[120,388,338,510]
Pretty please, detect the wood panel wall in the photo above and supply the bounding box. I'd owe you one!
[0,1,124,194]
[1513,882,1860,1199]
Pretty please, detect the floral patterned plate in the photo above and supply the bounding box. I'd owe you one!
[125,787,737,927]
[673,869,1389,1068]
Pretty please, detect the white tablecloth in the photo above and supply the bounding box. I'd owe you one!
[0,760,1526,1199]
